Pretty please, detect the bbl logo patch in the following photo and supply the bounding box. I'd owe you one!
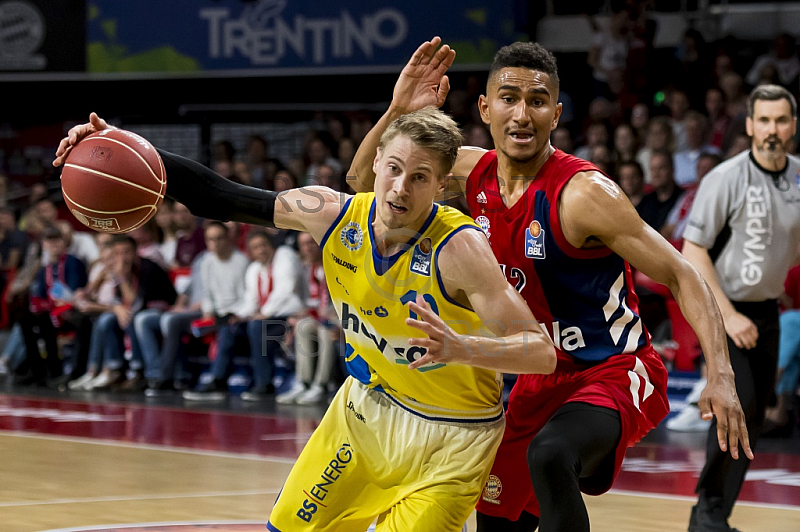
[409,237,432,276]
[796,168,800,189]
[475,215,491,238]
[525,220,545,259]
[482,474,502,504]
[340,222,363,251]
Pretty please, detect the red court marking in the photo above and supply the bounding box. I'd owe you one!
[0,395,317,459]
[2,394,799,507]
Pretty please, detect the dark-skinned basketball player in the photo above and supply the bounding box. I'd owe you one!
[348,37,752,532]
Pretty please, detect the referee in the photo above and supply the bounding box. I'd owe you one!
[682,84,800,532]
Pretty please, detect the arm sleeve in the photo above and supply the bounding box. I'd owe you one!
[158,148,277,226]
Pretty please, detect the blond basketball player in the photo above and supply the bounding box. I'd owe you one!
[54,107,556,531]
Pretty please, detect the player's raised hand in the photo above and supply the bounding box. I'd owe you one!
[406,295,465,370]
[53,112,114,167]
[392,36,456,114]
[697,375,754,461]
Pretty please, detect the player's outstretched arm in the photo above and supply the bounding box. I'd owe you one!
[559,173,753,461]
[349,37,455,193]
[406,228,556,374]
[52,113,347,241]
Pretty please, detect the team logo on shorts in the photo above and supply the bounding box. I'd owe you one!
[409,237,432,276]
[340,222,363,251]
[475,215,491,239]
[482,474,502,504]
[525,220,545,259]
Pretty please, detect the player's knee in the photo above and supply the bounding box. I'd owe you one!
[527,435,578,478]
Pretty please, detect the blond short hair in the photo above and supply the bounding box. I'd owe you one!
[379,107,461,177]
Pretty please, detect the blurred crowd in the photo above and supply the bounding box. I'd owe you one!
[0,3,799,420]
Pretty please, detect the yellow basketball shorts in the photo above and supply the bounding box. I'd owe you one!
[267,377,505,532]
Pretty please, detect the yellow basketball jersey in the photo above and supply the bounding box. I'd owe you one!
[321,193,503,423]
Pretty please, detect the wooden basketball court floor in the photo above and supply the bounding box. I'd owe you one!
[0,385,798,532]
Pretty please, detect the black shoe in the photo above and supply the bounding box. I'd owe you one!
[144,379,176,398]
[761,418,794,438]
[240,384,275,402]
[689,498,742,532]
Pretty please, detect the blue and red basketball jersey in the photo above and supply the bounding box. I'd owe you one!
[466,149,649,362]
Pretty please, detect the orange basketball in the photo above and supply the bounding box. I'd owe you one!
[60,129,166,234]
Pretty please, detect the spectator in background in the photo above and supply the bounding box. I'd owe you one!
[589,144,612,174]
[0,206,28,272]
[237,230,304,401]
[705,87,732,151]
[574,121,610,161]
[305,134,342,186]
[17,183,49,232]
[725,133,751,160]
[245,134,284,190]
[629,102,650,144]
[617,160,646,208]
[67,236,120,390]
[587,6,631,100]
[746,33,800,93]
[666,87,692,152]
[172,202,206,268]
[719,71,748,129]
[273,168,298,193]
[763,263,800,437]
[336,137,357,180]
[675,28,711,108]
[637,148,684,233]
[140,250,207,396]
[16,226,87,386]
[662,151,723,247]
[88,235,176,391]
[637,115,675,184]
[56,220,99,267]
[182,221,250,402]
[276,231,340,405]
[551,126,574,154]
[212,140,236,168]
[308,163,341,191]
[155,198,178,267]
[130,219,167,270]
[673,111,722,187]
[464,123,493,150]
[611,122,640,172]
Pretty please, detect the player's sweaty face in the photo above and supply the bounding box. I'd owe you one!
[480,67,561,164]
[373,135,444,231]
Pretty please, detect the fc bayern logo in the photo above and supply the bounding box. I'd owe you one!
[475,215,491,238]
[483,474,502,500]
[340,222,363,251]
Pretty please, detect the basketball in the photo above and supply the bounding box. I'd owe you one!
[60,129,166,234]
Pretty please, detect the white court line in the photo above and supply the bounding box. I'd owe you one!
[0,430,297,464]
[40,520,264,532]
[0,490,279,508]
[607,488,800,512]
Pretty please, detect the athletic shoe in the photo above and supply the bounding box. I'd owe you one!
[296,384,326,405]
[240,385,275,402]
[144,380,176,398]
[87,369,124,391]
[275,382,307,404]
[68,372,97,391]
[182,379,228,402]
[666,404,711,432]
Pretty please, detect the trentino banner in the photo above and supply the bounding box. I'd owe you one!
[86,0,526,76]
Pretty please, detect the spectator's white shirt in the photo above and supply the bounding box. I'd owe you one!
[236,246,304,319]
